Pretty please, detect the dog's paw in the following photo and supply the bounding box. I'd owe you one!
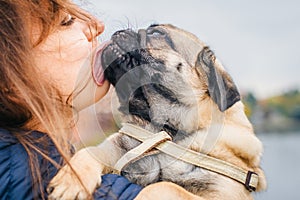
[48,147,103,200]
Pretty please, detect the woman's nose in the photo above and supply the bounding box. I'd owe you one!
[83,18,105,42]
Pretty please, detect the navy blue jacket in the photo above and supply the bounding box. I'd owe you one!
[0,128,142,199]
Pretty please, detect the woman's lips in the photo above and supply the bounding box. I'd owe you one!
[92,41,110,86]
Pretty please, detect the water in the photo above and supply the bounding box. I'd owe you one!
[254,133,300,200]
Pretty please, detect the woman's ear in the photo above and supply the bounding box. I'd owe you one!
[196,47,240,112]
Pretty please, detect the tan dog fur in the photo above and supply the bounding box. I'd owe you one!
[48,24,266,200]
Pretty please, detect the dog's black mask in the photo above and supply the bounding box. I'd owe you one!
[101,30,162,120]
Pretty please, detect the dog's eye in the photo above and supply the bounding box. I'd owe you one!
[147,29,165,37]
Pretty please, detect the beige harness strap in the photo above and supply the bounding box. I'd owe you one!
[114,131,171,171]
[116,123,259,192]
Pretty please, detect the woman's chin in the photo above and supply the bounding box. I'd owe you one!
[94,80,111,103]
[72,79,111,111]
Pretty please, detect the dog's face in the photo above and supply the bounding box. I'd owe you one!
[101,24,240,136]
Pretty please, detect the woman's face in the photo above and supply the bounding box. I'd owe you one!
[33,11,110,110]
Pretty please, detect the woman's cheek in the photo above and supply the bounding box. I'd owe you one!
[33,28,97,97]
[52,49,93,95]
[54,43,91,64]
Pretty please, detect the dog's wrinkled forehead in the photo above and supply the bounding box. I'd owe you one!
[144,24,206,65]
[102,24,206,68]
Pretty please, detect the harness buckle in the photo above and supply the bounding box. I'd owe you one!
[245,171,258,192]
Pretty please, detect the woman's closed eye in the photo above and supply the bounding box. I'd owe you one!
[60,14,76,26]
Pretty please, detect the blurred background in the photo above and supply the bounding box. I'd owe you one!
[74,1,300,199]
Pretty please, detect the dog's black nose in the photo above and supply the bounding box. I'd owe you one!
[112,29,136,38]
[111,29,141,54]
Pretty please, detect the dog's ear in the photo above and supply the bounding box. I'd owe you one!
[196,47,240,112]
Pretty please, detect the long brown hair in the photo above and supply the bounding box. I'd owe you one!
[0,0,98,199]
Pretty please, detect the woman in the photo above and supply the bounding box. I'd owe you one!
[0,0,142,199]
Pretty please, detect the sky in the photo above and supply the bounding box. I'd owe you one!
[75,0,300,99]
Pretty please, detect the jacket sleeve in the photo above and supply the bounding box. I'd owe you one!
[0,129,35,200]
[0,129,61,200]
[94,174,143,200]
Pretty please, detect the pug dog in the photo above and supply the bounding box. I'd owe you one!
[48,24,266,200]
